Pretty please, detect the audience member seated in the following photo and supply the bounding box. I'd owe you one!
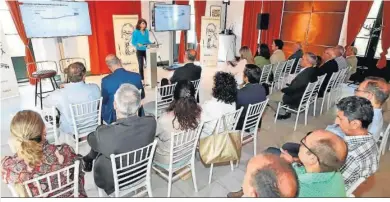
[170,49,202,84]
[270,39,286,64]
[43,62,100,135]
[345,46,358,81]
[200,72,237,138]
[334,45,348,70]
[269,52,318,120]
[273,130,348,197]
[102,54,145,124]
[236,64,267,130]
[326,77,390,141]
[241,154,298,198]
[254,44,271,69]
[81,84,156,195]
[288,42,303,72]
[336,96,378,190]
[154,80,202,166]
[230,129,348,198]
[2,110,86,197]
[317,47,339,97]
[226,46,254,86]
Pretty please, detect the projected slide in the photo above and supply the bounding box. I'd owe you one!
[154,5,191,32]
[20,1,92,38]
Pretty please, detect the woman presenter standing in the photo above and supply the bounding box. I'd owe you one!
[132,18,152,85]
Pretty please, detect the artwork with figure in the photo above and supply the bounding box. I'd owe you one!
[118,23,136,56]
[200,17,220,67]
[205,23,218,49]
[113,15,139,73]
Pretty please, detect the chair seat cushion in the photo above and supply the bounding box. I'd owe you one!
[32,70,57,79]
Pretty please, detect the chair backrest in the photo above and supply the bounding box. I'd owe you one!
[218,107,244,132]
[378,123,390,158]
[11,161,80,197]
[273,61,286,89]
[298,81,317,110]
[169,123,204,168]
[156,83,177,118]
[41,107,59,145]
[332,69,347,89]
[294,58,302,74]
[284,59,296,75]
[59,57,87,73]
[69,98,102,136]
[259,64,273,84]
[26,61,59,78]
[310,75,327,100]
[325,71,340,92]
[191,79,201,97]
[346,177,366,197]
[110,140,158,197]
[241,99,269,136]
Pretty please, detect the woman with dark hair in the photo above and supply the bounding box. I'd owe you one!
[132,18,152,85]
[200,72,237,138]
[270,39,286,64]
[254,43,271,68]
[154,80,202,165]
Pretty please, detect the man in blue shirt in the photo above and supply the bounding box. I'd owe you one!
[101,54,145,124]
[44,62,101,134]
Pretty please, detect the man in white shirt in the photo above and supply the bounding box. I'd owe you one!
[270,39,286,64]
[44,62,101,134]
[334,45,348,70]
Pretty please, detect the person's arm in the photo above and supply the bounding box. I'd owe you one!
[43,91,59,108]
[170,71,178,84]
[101,80,109,105]
[340,159,360,190]
[138,76,145,99]
[87,130,100,152]
[131,30,138,47]
[281,74,307,94]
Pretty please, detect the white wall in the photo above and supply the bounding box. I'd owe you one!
[226,0,245,55]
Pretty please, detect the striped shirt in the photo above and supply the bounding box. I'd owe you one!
[340,135,379,190]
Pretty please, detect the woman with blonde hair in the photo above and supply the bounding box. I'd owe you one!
[1,110,86,197]
[226,46,254,86]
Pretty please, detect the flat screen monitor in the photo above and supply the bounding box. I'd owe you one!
[19,1,92,38]
[154,4,191,32]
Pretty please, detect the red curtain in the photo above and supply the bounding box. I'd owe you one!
[194,0,207,61]
[260,0,284,53]
[176,0,189,63]
[346,0,373,46]
[241,0,262,55]
[377,0,390,69]
[88,1,141,75]
[6,1,37,85]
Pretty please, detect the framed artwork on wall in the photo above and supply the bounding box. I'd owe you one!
[210,5,222,18]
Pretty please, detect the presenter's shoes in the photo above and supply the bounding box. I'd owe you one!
[78,157,93,172]
[227,189,244,198]
[276,113,292,120]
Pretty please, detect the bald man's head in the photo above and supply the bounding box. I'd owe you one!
[105,54,122,71]
[185,49,197,62]
[298,130,348,172]
[242,154,298,198]
[334,45,345,57]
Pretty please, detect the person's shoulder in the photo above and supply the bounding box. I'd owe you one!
[139,116,157,126]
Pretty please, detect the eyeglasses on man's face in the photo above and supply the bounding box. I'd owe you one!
[300,131,320,163]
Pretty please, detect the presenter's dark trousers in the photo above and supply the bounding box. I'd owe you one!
[136,50,146,80]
